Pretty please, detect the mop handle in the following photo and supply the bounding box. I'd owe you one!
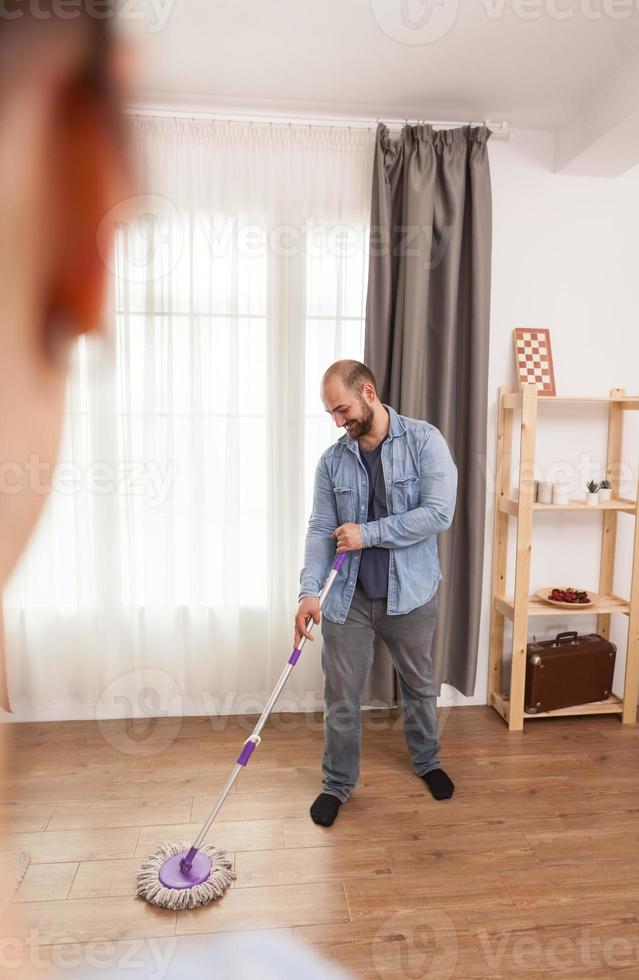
[184,552,348,862]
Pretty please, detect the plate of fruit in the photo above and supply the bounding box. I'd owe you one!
[536,587,597,608]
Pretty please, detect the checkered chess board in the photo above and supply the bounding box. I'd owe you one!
[513,328,556,396]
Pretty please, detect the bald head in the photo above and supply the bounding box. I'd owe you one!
[321,360,377,396]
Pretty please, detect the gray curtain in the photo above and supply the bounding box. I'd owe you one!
[364,123,492,698]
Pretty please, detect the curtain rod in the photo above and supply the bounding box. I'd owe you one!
[127,105,512,141]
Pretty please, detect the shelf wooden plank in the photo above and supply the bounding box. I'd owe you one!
[499,497,637,515]
[523,695,623,719]
[623,469,639,722]
[494,595,515,620]
[597,392,624,647]
[496,593,630,620]
[498,496,520,515]
[541,396,613,403]
[488,388,514,711]
[495,693,623,720]
[509,385,538,731]
[503,391,639,410]
[490,691,510,724]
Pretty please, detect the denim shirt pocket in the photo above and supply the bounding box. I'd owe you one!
[392,476,420,514]
[333,486,355,523]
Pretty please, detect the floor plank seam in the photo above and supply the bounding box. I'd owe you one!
[43,805,57,831]
[65,862,81,901]
[341,879,354,923]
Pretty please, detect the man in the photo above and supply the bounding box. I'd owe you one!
[295,360,458,827]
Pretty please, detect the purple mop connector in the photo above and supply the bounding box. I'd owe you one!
[179,846,199,874]
[236,739,258,767]
[332,552,347,571]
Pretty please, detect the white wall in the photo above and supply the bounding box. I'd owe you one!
[441,128,639,709]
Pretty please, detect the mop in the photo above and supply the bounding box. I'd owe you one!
[137,553,347,910]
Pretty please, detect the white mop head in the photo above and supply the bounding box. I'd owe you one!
[136,840,235,911]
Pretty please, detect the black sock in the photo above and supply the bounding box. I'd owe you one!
[310,792,342,826]
[422,768,455,800]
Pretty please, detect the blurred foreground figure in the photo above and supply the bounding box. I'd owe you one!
[0,4,128,975]
[0,1,128,589]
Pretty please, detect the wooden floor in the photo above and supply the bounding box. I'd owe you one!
[1,705,639,978]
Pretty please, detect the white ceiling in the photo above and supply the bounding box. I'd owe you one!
[130,0,639,172]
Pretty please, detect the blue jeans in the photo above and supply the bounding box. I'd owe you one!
[320,586,441,802]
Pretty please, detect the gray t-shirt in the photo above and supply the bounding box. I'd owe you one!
[356,441,390,598]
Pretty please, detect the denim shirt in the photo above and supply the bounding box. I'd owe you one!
[299,405,458,622]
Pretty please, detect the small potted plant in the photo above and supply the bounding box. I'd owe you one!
[599,479,612,502]
[586,480,599,506]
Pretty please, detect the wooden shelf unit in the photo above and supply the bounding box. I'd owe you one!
[488,384,639,731]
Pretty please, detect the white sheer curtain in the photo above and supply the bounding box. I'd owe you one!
[3,118,374,720]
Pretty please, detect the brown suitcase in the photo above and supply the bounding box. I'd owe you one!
[524,630,616,714]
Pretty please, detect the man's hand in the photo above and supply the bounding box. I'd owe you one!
[332,522,363,554]
[294,596,321,647]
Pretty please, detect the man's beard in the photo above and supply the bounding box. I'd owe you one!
[345,397,374,440]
